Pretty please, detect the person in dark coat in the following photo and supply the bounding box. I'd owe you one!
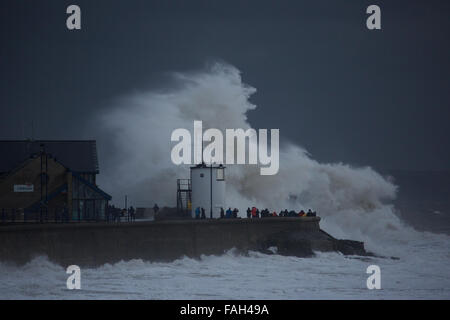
[129,206,135,222]
[247,207,251,219]
[153,203,159,216]
[201,207,206,219]
[220,207,225,219]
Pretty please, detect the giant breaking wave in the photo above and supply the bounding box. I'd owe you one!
[95,63,429,255]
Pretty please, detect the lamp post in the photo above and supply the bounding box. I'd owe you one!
[210,162,213,219]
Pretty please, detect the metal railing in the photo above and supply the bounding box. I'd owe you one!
[0,207,123,224]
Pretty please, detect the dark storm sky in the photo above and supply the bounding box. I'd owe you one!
[1,0,449,171]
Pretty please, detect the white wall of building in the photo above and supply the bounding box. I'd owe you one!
[190,165,226,219]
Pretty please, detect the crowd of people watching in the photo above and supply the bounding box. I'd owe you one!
[106,204,136,222]
[193,206,317,219]
[107,202,318,221]
[246,207,317,218]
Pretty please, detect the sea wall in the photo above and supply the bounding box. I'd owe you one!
[0,217,335,267]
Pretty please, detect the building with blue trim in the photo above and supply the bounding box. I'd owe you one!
[0,140,111,221]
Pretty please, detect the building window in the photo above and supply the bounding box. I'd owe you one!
[72,200,79,220]
[71,175,109,221]
[216,168,225,181]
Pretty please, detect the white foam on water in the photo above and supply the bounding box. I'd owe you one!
[1,247,449,299]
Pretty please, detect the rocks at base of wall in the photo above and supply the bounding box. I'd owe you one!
[334,239,371,256]
[256,229,371,258]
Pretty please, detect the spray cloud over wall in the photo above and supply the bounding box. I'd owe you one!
[95,62,418,254]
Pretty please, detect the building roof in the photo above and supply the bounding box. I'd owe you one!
[191,163,226,169]
[0,140,99,174]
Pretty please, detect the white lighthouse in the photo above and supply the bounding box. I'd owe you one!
[190,163,226,219]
